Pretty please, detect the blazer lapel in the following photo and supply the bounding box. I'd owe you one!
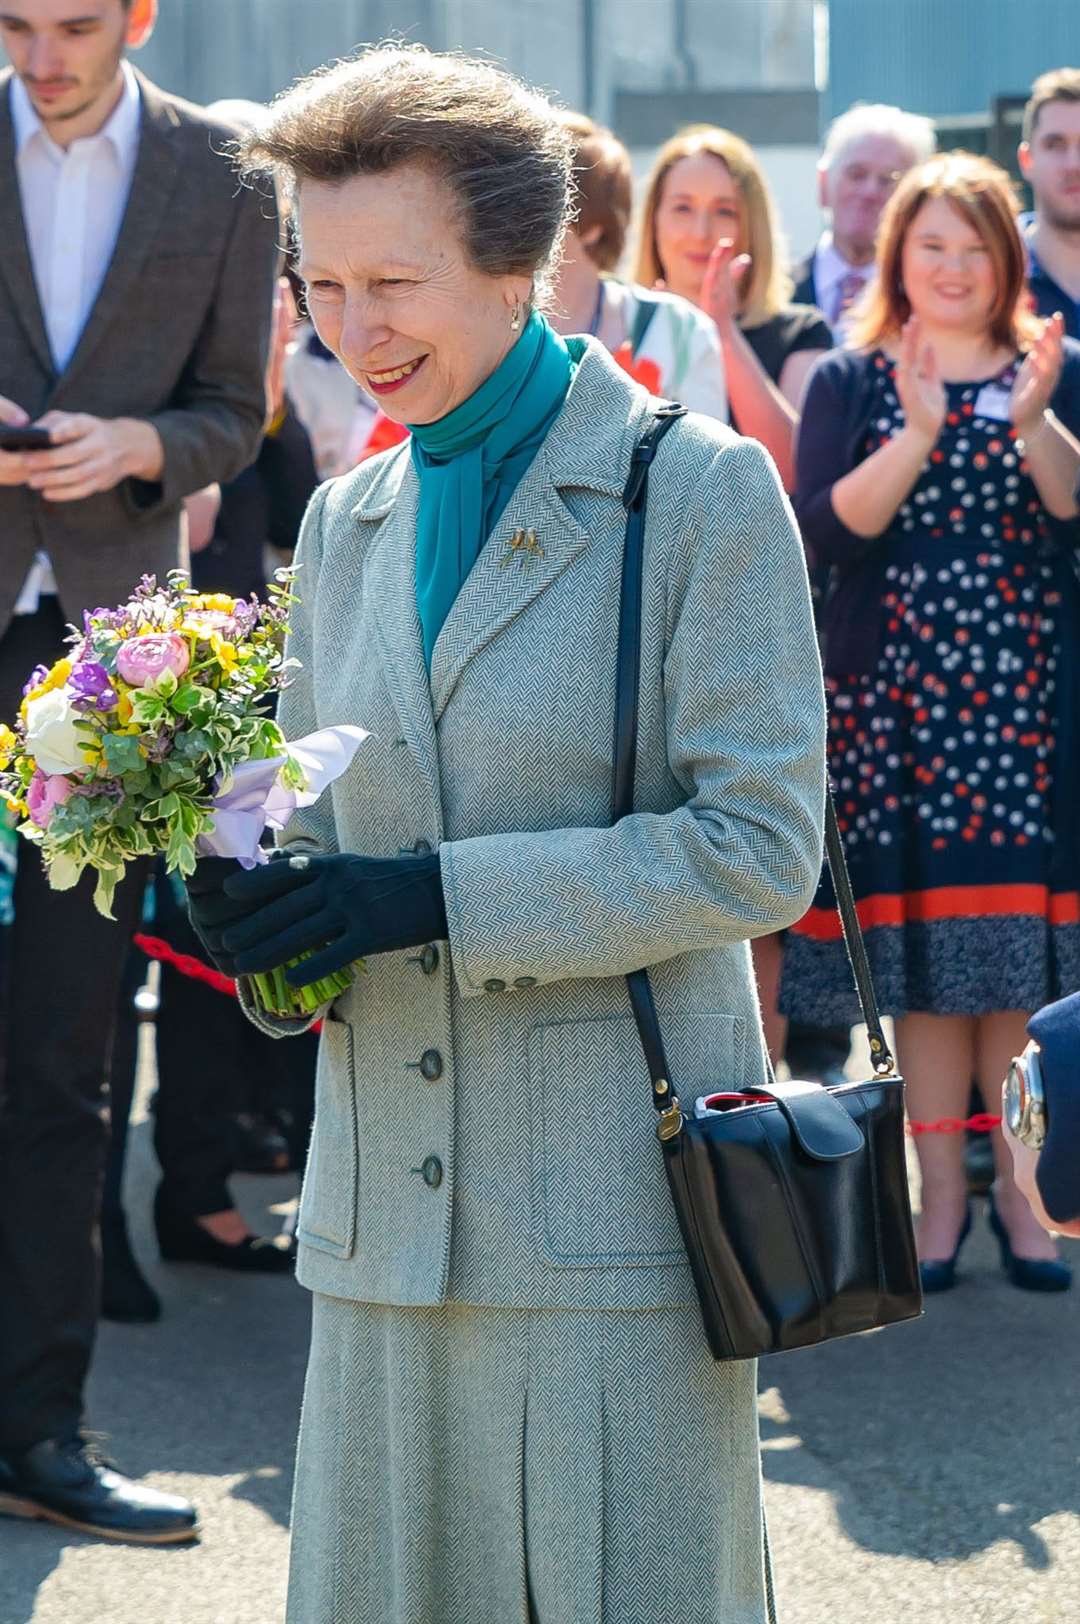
[0,76,54,379]
[359,469,443,812]
[429,461,590,723]
[49,71,182,400]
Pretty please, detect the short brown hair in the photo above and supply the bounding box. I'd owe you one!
[561,112,632,273]
[850,152,1040,353]
[1023,67,1080,144]
[633,126,791,325]
[238,44,573,295]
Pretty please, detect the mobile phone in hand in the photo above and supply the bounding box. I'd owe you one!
[0,425,52,452]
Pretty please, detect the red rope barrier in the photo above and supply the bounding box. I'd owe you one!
[909,1112,1001,1135]
[134,933,238,997]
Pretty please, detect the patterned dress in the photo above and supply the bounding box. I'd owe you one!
[783,350,1080,1022]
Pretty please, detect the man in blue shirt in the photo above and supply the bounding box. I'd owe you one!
[1019,68,1080,338]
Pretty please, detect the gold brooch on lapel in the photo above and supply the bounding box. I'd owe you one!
[499,527,544,567]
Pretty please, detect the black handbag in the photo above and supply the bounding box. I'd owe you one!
[617,405,923,1362]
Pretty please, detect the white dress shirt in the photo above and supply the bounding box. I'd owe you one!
[11,61,141,611]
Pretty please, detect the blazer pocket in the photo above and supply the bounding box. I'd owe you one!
[529,1011,743,1267]
[297,1013,358,1259]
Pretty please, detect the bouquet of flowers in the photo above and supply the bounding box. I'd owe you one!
[0,571,367,1018]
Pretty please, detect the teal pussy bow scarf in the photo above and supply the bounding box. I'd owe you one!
[409,311,573,669]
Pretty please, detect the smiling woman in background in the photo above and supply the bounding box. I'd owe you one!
[549,112,729,417]
[783,152,1080,1297]
[635,125,832,1064]
[635,124,832,491]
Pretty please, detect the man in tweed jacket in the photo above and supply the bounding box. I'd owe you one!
[0,0,277,1543]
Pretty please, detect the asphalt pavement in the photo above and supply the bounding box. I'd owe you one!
[2,1025,1078,1624]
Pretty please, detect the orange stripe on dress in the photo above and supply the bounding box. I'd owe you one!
[794,884,1080,940]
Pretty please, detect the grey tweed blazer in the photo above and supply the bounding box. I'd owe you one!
[254,339,827,1312]
[0,68,278,635]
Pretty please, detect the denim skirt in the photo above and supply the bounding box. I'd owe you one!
[286,1295,776,1624]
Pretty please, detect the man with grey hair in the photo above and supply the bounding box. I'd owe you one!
[793,102,936,338]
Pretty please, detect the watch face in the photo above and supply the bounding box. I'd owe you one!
[1005,1059,1027,1137]
[1005,1049,1047,1149]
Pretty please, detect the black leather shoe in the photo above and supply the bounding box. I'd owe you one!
[154,1186,296,1273]
[101,1209,162,1324]
[918,1204,973,1294]
[988,1194,1072,1293]
[0,1435,197,1545]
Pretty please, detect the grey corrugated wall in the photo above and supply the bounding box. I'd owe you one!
[827,0,1080,121]
[135,0,598,115]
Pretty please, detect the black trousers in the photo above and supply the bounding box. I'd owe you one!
[104,868,318,1222]
[0,602,146,1452]
[152,873,314,1216]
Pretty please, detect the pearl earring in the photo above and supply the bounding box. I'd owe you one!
[510,301,523,331]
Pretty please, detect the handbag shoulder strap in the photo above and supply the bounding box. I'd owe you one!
[614,407,896,1135]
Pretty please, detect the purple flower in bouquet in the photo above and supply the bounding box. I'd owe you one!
[68,660,118,712]
[83,606,125,636]
[26,768,73,829]
[22,664,49,698]
[115,632,190,689]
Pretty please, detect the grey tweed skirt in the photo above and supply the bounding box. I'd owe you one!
[286,1294,776,1624]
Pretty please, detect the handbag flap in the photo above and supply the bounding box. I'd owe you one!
[754,1080,865,1161]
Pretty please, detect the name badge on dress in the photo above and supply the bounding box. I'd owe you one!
[972,384,1012,422]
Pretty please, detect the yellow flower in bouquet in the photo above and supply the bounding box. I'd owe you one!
[209,632,239,673]
[20,657,72,719]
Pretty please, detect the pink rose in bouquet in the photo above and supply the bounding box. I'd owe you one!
[26,768,73,829]
[115,632,190,688]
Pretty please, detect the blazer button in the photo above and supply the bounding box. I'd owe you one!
[413,838,433,856]
[420,944,440,976]
[421,1155,443,1189]
[484,978,506,993]
[419,1049,443,1081]
[514,976,537,989]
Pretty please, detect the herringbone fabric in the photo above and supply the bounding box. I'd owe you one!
[245,338,826,1315]
[287,1294,775,1624]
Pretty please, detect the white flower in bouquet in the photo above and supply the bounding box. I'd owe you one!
[23,688,88,776]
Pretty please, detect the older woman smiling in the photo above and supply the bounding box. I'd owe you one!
[186,44,825,1624]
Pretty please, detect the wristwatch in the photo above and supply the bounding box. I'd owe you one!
[1004,1040,1047,1150]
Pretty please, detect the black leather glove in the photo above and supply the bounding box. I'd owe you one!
[218,851,448,984]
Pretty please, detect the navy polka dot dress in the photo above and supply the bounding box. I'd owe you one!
[783,350,1080,1021]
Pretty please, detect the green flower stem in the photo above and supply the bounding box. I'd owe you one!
[251,971,277,1012]
[247,954,360,1020]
